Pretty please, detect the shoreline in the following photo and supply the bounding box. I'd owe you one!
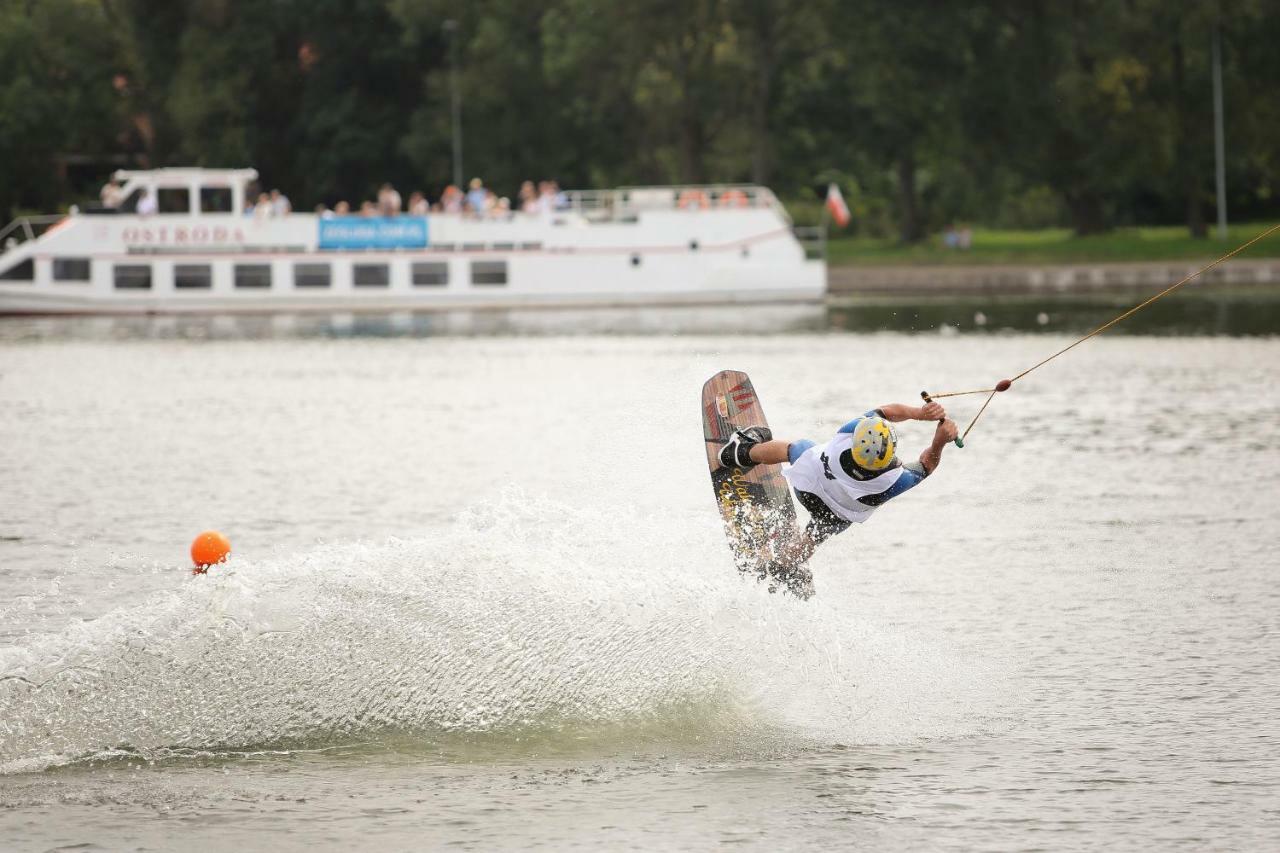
[826,258,1280,297]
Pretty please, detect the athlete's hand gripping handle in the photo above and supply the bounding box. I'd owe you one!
[920,391,964,447]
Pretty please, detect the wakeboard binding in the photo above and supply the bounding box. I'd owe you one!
[718,426,773,471]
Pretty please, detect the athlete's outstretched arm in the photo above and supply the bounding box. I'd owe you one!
[748,439,792,466]
[919,419,959,473]
[876,402,946,422]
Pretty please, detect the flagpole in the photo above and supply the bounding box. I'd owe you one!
[820,184,831,253]
[811,189,825,266]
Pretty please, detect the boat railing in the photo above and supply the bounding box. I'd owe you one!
[792,225,827,261]
[0,214,66,254]
[560,185,791,223]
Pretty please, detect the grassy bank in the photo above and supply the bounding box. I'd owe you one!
[825,222,1280,267]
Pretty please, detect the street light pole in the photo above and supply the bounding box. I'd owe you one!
[444,19,463,189]
[1212,19,1227,240]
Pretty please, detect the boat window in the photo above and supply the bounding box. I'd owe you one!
[158,188,191,214]
[235,264,272,289]
[471,260,507,286]
[53,258,91,281]
[0,258,35,281]
[114,265,152,289]
[353,263,389,287]
[118,188,143,213]
[175,264,212,289]
[412,262,449,286]
[200,187,233,213]
[293,263,330,288]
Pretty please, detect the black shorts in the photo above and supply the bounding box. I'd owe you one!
[793,489,852,544]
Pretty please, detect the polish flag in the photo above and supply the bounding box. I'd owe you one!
[825,183,850,228]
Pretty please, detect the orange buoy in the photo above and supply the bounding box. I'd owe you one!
[190,530,231,573]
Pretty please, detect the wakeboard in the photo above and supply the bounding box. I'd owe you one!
[701,370,813,598]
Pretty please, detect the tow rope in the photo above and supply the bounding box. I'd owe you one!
[921,222,1280,447]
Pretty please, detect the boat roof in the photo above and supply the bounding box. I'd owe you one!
[111,167,259,184]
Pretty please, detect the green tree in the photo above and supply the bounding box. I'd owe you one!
[0,0,124,219]
[823,2,985,242]
[541,0,745,185]
[5,0,1280,237]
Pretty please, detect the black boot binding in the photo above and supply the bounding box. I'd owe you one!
[718,426,773,470]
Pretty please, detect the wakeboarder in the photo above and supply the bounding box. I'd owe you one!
[717,402,958,566]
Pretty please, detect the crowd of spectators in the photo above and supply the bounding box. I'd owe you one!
[310,177,571,220]
[97,175,573,220]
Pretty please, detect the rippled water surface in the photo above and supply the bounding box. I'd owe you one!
[1,305,1277,851]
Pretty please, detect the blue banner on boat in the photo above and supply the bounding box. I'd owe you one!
[318,216,428,250]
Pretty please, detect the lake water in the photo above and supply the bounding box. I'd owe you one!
[1,298,1277,850]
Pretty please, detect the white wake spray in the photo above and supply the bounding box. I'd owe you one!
[0,491,1004,773]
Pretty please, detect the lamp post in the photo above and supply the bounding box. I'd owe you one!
[1212,19,1227,240]
[444,19,463,190]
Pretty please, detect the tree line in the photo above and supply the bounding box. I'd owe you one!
[2,0,1277,241]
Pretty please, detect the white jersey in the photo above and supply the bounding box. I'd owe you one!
[783,432,905,523]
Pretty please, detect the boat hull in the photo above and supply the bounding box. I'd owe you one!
[0,183,827,315]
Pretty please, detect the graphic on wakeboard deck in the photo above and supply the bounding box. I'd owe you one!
[701,370,812,598]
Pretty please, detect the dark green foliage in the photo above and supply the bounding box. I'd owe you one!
[2,0,1277,239]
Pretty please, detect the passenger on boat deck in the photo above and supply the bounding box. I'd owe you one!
[377,183,402,216]
[253,193,273,220]
[536,181,569,214]
[439,184,464,214]
[136,189,157,216]
[465,178,489,216]
[359,201,378,218]
[270,189,292,217]
[536,181,555,214]
[334,200,351,216]
[519,181,538,213]
[408,191,429,215]
[315,203,333,219]
[99,179,123,209]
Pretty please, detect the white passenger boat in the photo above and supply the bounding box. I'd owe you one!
[0,168,825,315]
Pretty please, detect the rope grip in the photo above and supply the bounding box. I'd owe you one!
[920,391,964,448]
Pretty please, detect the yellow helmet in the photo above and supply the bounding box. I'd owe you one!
[850,417,898,473]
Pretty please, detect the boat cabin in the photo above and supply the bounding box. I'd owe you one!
[103,168,258,216]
